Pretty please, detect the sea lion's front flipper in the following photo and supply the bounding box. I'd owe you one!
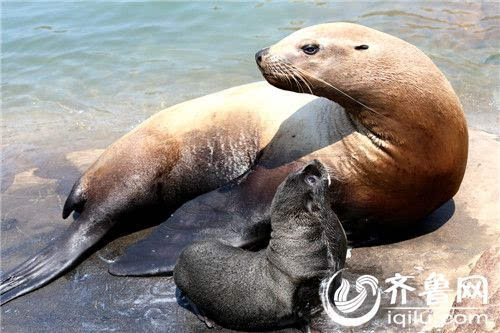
[108,180,272,277]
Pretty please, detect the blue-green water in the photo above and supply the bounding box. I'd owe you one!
[1,1,499,179]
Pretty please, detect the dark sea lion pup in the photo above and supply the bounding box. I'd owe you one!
[174,160,347,331]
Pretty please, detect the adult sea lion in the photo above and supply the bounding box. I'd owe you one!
[0,22,468,305]
[174,160,347,331]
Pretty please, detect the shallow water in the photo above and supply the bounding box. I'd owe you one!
[2,1,499,194]
[2,2,499,149]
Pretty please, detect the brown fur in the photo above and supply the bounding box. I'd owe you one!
[259,22,468,224]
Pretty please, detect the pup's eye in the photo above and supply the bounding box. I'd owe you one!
[301,44,320,55]
[305,175,317,186]
[355,44,369,50]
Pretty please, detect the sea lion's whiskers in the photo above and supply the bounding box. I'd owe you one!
[285,62,385,118]
[284,64,307,94]
[281,64,304,93]
[279,64,295,89]
[301,70,384,117]
[283,68,294,88]
[271,63,283,81]
[268,64,279,79]
[290,66,313,95]
[283,64,303,92]
[294,71,313,95]
[269,56,290,85]
[299,71,314,95]
[288,68,312,95]
[271,63,284,80]
[275,63,293,88]
[274,60,303,93]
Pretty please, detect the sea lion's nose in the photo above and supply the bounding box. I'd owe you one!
[255,47,269,64]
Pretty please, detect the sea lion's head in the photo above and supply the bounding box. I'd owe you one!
[256,22,460,116]
[271,159,331,220]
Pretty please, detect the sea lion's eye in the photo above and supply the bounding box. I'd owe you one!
[301,44,320,55]
[355,44,369,50]
[305,175,317,186]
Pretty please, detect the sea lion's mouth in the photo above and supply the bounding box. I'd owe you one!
[257,64,290,88]
[256,56,314,95]
[259,69,282,84]
[256,48,294,86]
[255,61,275,79]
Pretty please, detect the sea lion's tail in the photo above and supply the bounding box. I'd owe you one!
[0,213,110,305]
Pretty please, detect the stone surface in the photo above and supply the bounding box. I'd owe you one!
[1,129,498,332]
[65,149,105,173]
[442,243,499,333]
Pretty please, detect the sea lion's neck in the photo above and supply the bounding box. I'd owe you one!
[336,81,466,165]
[340,99,415,150]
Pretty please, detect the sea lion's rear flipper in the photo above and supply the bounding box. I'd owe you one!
[109,176,275,277]
[0,213,111,305]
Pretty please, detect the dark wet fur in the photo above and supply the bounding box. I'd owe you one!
[174,160,347,331]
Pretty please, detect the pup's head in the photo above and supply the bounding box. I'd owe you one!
[271,159,331,219]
